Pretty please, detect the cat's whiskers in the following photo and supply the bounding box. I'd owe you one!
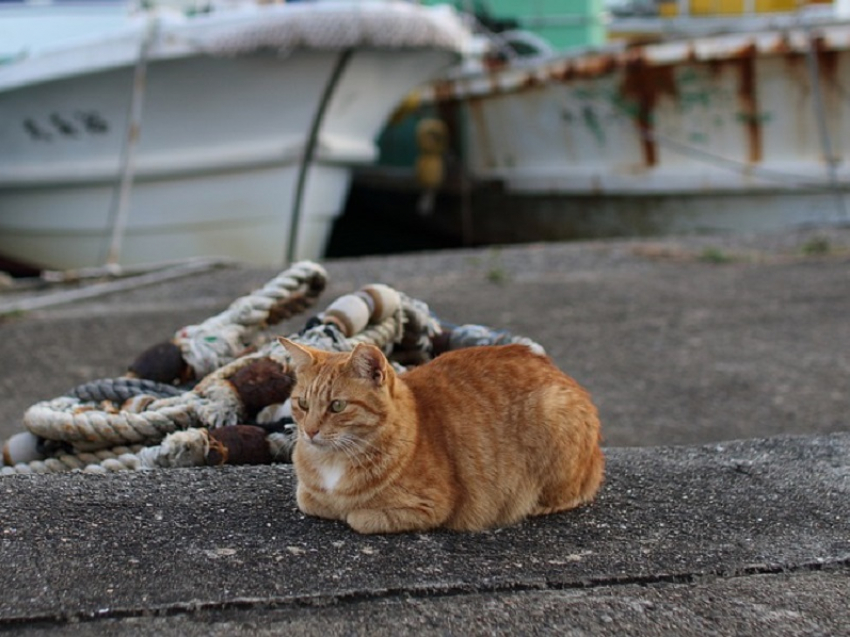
[346,434,390,458]
[333,435,369,471]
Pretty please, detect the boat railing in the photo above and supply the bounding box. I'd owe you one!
[608,0,841,38]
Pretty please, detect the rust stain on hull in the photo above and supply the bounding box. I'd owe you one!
[701,45,758,164]
[619,52,677,167]
[550,54,619,83]
[424,25,850,184]
[813,35,840,87]
[732,44,762,164]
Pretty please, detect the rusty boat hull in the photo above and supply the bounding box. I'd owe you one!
[348,21,850,248]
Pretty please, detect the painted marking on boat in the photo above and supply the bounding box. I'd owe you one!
[22,110,109,141]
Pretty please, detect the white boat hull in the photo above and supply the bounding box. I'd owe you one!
[398,21,850,242]
[4,161,345,269]
[0,2,468,270]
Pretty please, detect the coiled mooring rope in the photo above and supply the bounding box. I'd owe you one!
[1,261,543,476]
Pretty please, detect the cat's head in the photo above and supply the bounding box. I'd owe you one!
[277,338,394,450]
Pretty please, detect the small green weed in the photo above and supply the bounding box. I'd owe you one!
[699,247,732,264]
[486,267,508,285]
[801,236,831,256]
[484,249,510,285]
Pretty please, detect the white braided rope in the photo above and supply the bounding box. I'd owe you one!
[198,3,469,56]
[176,261,326,378]
[0,445,145,476]
[449,324,545,356]
[94,427,295,472]
[292,313,402,355]
[135,429,210,470]
[22,394,203,451]
[348,317,405,351]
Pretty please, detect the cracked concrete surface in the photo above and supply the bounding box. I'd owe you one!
[1,228,849,633]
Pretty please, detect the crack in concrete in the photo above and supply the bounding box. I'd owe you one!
[3,555,848,631]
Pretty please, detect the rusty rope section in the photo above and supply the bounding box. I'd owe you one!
[1,264,543,476]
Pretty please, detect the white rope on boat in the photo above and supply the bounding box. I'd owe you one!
[103,14,158,268]
[197,3,470,56]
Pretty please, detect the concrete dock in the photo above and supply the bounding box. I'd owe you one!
[1,228,848,634]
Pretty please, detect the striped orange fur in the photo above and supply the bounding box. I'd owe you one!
[279,339,604,534]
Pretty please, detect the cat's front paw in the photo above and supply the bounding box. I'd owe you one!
[346,509,393,534]
[297,486,339,520]
[347,506,444,534]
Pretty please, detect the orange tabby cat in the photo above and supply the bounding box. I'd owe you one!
[278,338,604,534]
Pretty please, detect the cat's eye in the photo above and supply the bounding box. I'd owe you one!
[296,396,308,411]
[329,399,347,413]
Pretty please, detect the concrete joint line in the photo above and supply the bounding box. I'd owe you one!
[3,555,848,631]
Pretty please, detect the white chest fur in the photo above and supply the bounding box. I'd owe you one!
[318,462,345,492]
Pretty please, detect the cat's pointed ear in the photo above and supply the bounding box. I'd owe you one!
[347,344,388,386]
[278,338,316,370]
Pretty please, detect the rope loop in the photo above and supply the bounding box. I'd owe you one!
[176,261,327,377]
